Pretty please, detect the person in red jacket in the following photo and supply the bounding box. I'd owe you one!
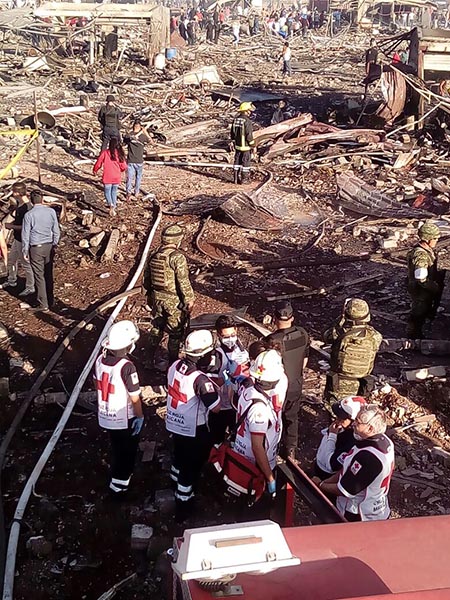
[93,138,127,216]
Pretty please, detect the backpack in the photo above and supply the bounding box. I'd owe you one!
[335,326,377,379]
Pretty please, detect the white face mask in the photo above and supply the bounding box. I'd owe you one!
[221,336,237,349]
[353,431,364,441]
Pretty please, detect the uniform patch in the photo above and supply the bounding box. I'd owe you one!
[204,381,214,393]
[131,372,139,385]
[351,460,362,475]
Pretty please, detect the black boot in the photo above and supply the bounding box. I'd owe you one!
[233,170,239,184]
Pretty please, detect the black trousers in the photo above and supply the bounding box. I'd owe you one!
[209,409,236,445]
[281,382,302,455]
[233,150,251,181]
[29,243,54,309]
[101,126,121,151]
[109,422,140,493]
[171,425,212,505]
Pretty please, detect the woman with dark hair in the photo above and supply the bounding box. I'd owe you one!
[93,138,127,216]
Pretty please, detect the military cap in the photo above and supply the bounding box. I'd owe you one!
[161,224,185,241]
[418,221,440,242]
[345,298,370,322]
[274,300,294,320]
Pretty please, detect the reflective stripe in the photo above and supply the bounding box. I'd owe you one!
[110,482,127,493]
[414,267,428,281]
[111,476,131,486]
[175,491,194,501]
[170,466,179,482]
[177,483,193,493]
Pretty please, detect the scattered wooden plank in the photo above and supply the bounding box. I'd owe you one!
[101,229,120,263]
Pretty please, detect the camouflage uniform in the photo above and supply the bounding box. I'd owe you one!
[323,299,382,403]
[143,225,194,363]
[407,223,442,339]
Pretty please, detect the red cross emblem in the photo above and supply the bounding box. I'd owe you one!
[96,373,115,404]
[168,378,188,409]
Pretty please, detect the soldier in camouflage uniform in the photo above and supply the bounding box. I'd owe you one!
[143,224,195,367]
[323,298,382,403]
[407,222,442,339]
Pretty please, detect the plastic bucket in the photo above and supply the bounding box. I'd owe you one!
[166,47,177,60]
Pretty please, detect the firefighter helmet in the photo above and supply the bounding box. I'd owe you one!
[102,320,140,351]
[184,330,214,357]
[161,224,184,243]
[249,349,284,383]
[238,102,256,112]
[418,221,440,241]
[344,298,370,323]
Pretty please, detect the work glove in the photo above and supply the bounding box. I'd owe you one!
[131,417,144,436]
[267,479,276,498]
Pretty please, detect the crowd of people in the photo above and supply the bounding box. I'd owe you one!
[91,219,442,525]
[171,2,335,49]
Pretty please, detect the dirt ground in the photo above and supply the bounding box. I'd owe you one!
[1,28,450,600]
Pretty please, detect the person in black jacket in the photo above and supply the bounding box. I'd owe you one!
[98,95,122,151]
[230,102,256,185]
[124,121,150,200]
[265,301,309,460]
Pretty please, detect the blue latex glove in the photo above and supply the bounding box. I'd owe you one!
[131,417,144,436]
[267,479,276,497]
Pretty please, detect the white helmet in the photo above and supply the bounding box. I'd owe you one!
[184,329,214,357]
[249,349,284,383]
[102,320,140,351]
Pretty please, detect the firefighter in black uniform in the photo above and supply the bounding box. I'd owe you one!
[230,102,256,184]
[166,329,220,521]
[265,301,309,460]
[98,94,122,151]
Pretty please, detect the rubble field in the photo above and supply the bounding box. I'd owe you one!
[1,21,450,600]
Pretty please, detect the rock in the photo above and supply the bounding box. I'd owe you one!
[380,237,397,249]
[396,456,407,471]
[38,498,59,522]
[81,211,94,226]
[420,487,434,499]
[26,535,53,557]
[78,239,90,249]
[154,489,175,514]
[0,323,9,341]
[89,231,106,248]
[131,524,153,551]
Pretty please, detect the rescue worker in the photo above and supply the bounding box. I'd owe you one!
[95,320,144,497]
[407,221,443,339]
[234,350,286,500]
[314,396,365,479]
[143,224,195,368]
[207,315,250,444]
[265,301,309,460]
[312,404,394,521]
[166,330,220,521]
[230,102,256,185]
[323,298,382,403]
[98,94,122,151]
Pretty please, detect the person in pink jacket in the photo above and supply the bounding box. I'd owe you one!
[93,138,127,216]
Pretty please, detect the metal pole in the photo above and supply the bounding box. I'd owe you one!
[33,91,41,185]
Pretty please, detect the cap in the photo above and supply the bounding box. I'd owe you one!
[106,94,115,103]
[332,396,366,420]
[274,300,293,321]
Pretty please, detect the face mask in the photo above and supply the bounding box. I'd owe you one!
[129,342,136,353]
[221,336,237,349]
[353,431,363,441]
